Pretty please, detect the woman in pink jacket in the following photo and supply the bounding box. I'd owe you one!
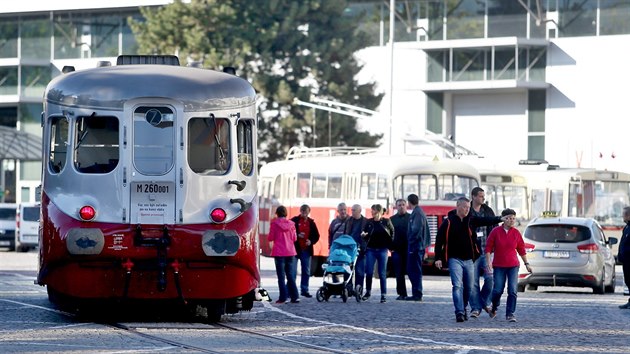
[485,208,532,322]
[269,205,300,304]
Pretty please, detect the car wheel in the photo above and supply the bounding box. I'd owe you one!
[517,284,526,292]
[592,268,605,295]
[605,270,616,293]
[526,284,538,291]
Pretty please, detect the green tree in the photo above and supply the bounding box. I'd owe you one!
[130,0,382,163]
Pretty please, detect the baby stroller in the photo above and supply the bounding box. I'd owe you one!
[316,234,358,303]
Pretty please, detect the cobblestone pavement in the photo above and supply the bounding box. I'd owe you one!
[1,251,629,353]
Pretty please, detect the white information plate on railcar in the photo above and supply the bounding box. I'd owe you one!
[543,250,570,259]
[131,182,176,224]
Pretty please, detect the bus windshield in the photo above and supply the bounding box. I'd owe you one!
[394,174,478,201]
[582,180,630,227]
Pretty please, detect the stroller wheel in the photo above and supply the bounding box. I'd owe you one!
[355,285,363,303]
[316,288,325,302]
[341,288,348,303]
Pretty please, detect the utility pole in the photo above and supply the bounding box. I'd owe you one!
[388,0,395,155]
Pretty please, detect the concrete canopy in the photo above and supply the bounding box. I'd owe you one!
[0,126,42,160]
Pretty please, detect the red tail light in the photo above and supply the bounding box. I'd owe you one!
[210,208,227,222]
[524,243,536,252]
[79,205,96,221]
[577,243,599,254]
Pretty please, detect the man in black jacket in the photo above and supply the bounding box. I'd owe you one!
[619,206,630,309]
[468,187,497,318]
[291,204,320,298]
[434,197,503,322]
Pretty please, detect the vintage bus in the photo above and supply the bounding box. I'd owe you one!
[480,163,630,261]
[258,147,481,274]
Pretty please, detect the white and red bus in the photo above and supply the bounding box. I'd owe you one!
[258,147,481,273]
[480,163,630,261]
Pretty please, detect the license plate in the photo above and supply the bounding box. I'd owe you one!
[134,182,172,194]
[543,250,570,258]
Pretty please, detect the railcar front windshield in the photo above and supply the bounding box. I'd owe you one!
[394,174,478,201]
[483,185,528,218]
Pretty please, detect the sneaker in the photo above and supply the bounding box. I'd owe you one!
[483,305,492,314]
[362,292,371,301]
[380,295,387,303]
[275,299,287,304]
[489,308,497,319]
[619,301,630,309]
[506,314,517,322]
[301,292,312,298]
[290,298,300,303]
[470,310,481,318]
[456,313,466,322]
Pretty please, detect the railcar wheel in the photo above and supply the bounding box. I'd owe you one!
[316,288,325,302]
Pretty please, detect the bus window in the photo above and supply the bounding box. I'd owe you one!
[237,119,254,175]
[395,175,437,200]
[297,173,310,198]
[531,189,545,218]
[272,175,281,199]
[49,116,68,174]
[440,174,476,200]
[188,116,230,175]
[377,174,388,199]
[550,189,563,215]
[327,174,342,198]
[312,173,326,198]
[360,173,376,199]
[74,116,119,174]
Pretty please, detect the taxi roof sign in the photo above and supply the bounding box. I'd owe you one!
[541,211,559,217]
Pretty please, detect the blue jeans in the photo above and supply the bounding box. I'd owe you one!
[274,256,299,302]
[491,266,519,317]
[354,253,366,289]
[365,248,388,295]
[470,254,493,311]
[407,249,425,298]
[392,250,408,297]
[295,250,311,294]
[448,258,474,315]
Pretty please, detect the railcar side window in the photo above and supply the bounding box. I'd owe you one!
[74,116,119,174]
[49,116,68,174]
[237,119,254,175]
[297,173,311,198]
[134,106,175,175]
[360,173,376,199]
[188,116,230,175]
[327,174,342,199]
[312,173,326,198]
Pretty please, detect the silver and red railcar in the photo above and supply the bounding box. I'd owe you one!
[37,55,262,320]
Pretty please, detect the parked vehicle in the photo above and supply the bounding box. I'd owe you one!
[15,203,40,252]
[0,203,17,250]
[518,215,617,294]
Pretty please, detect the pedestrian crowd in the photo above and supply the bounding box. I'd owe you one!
[269,188,630,322]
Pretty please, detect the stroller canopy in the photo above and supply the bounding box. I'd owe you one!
[329,234,358,263]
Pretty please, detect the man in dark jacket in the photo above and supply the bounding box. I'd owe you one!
[619,206,630,309]
[291,204,320,298]
[390,199,410,300]
[434,197,503,322]
[345,204,368,298]
[468,187,498,318]
[406,194,431,301]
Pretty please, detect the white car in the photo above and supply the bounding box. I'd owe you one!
[0,203,17,250]
[15,203,40,252]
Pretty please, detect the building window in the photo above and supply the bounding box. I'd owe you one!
[600,0,630,35]
[558,0,597,37]
[0,67,18,95]
[0,21,18,58]
[488,1,528,38]
[446,0,485,40]
[188,116,230,175]
[528,89,546,160]
[452,49,486,81]
[426,92,443,134]
[21,17,51,59]
[21,66,52,98]
[74,115,119,174]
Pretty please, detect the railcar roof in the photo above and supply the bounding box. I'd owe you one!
[45,64,256,111]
